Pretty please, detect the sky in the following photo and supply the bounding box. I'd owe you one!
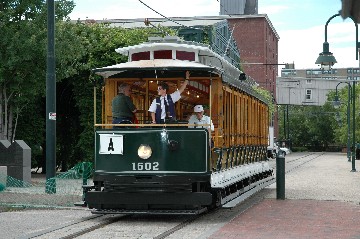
[68,0,359,70]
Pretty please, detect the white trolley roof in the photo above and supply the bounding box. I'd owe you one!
[93,36,241,80]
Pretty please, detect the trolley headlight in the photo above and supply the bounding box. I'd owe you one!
[137,144,152,159]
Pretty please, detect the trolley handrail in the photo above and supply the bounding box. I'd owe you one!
[94,123,212,127]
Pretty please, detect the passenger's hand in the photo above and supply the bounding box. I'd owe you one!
[185,71,190,80]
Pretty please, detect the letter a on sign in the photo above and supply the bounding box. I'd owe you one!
[99,134,123,154]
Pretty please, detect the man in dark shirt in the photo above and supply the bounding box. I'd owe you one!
[112,83,137,127]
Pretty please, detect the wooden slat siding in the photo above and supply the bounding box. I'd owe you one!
[209,78,220,168]
[252,97,255,144]
[248,96,251,145]
[262,104,265,144]
[256,100,261,145]
[211,78,223,147]
[234,92,238,145]
[222,87,226,147]
[260,103,263,145]
[249,97,252,145]
[254,99,258,145]
[229,88,232,147]
[251,97,257,145]
[103,80,116,126]
[260,102,263,144]
[223,87,227,147]
[230,89,236,146]
[252,98,255,145]
[250,96,253,145]
[242,95,245,145]
[233,89,236,145]
[233,91,236,145]
[133,95,145,123]
[265,105,268,144]
[235,91,240,145]
[240,94,244,146]
[264,104,268,145]
[264,105,268,145]
[243,95,247,146]
[246,96,249,145]
[253,98,257,145]
[227,87,231,147]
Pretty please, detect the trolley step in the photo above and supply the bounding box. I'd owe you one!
[91,207,208,215]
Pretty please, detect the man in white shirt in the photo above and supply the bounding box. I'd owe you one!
[188,105,214,131]
[188,105,214,147]
[148,71,190,124]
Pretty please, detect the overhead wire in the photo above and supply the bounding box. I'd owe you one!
[138,0,204,31]
[214,0,239,60]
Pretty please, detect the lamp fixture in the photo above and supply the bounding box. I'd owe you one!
[315,42,337,70]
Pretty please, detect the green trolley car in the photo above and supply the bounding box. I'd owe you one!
[82,36,274,214]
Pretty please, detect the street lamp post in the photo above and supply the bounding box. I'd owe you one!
[333,82,351,162]
[315,13,358,172]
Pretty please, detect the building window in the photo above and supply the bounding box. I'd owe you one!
[306,79,312,84]
[354,69,360,74]
[347,68,353,74]
[347,76,352,80]
[305,89,312,100]
[307,69,322,75]
[281,69,296,76]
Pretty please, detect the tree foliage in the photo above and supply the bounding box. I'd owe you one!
[252,85,276,115]
[0,0,75,143]
[278,104,337,151]
[326,85,360,149]
[1,0,177,170]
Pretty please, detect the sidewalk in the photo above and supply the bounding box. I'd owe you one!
[208,152,360,239]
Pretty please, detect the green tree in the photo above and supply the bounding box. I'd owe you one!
[327,85,360,150]
[0,0,75,143]
[278,105,336,151]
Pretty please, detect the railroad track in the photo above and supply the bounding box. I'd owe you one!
[267,152,323,172]
[283,152,324,173]
[22,214,126,239]
[23,212,203,239]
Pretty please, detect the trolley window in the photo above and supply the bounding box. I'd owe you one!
[176,51,195,61]
[132,51,150,61]
[154,50,172,59]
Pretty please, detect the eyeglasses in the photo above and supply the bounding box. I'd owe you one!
[157,87,163,91]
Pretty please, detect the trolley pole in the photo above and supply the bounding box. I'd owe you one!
[276,152,285,200]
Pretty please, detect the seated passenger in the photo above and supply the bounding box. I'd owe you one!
[188,105,214,131]
[112,83,137,127]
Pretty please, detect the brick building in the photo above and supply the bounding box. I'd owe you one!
[228,15,279,98]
